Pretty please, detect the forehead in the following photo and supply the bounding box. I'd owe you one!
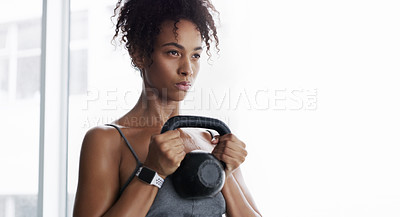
[155,19,202,47]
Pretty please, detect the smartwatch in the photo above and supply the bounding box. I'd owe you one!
[136,166,164,188]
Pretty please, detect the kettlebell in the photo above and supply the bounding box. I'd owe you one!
[160,115,231,199]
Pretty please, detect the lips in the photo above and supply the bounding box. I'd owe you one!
[175,81,192,91]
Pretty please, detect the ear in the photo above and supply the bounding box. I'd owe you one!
[131,51,146,69]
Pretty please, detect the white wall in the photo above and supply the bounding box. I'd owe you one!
[214,0,400,216]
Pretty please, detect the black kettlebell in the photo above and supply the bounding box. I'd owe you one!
[160,115,231,199]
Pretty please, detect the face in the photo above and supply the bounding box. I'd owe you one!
[141,19,203,102]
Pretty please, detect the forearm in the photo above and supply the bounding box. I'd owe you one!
[222,175,262,217]
[102,178,158,217]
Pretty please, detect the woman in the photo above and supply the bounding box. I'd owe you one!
[73,0,261,216]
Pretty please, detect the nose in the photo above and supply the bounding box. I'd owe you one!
[179,58,194,76]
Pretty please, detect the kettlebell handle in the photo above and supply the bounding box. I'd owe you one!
[163,116,229,198]
[161,115,231,135]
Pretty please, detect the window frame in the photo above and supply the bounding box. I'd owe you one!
[38,0,70,216]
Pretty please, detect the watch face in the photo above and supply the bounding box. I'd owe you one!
[139,167,155,183]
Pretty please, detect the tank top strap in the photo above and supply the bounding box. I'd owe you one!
[105,124,143,197]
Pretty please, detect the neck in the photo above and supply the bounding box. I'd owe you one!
[118,86,180,128]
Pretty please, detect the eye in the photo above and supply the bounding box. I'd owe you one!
[167,50,180,56]
[192,53,201,59]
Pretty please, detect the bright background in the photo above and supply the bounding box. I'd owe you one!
[1,0,400,216]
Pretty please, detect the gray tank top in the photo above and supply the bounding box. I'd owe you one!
[107,124,226,217]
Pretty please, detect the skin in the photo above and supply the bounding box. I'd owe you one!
[73,19,261,217]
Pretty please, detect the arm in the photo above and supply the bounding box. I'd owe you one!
[72,126,158,217]
[212,134,262,217]
[222,169,262,217]
[73,127,185,217]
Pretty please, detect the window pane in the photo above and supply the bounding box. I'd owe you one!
[16,56,40,99]
[0,26,7,49]
[0,0,41,216]
[15,195,37,217]
[0,97,40,217]
[17,19,41,50]
[70,49,88,95]
[70,11,88,41]
[0,58,9,93]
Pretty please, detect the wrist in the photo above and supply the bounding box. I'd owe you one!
[136,166,165,188]
[143,162,167,179]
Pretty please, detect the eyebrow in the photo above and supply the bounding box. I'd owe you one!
[162,42,203,51]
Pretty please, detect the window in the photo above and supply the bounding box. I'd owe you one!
[0,14,41,217]
[69,49,88,95]
[17,20,41,50]
[16,56,41,99]
[0,28,7,49]
[0,58,9,93]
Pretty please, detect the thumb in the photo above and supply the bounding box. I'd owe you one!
[211,135,220,144]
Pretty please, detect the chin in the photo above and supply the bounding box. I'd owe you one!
[167,91,188,102]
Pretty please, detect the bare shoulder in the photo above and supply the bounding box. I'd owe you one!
[74,125,124,216]
[81,125,122,154]
[78,125,124,170]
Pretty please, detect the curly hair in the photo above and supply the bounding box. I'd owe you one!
[113,0,220,70]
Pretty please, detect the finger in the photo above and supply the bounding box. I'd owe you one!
[163,144,185,162]
[213,146,247,162]
[150,131,180,146]
[211,135,220,144]
[177,149,186,161]
[168,148,186,164]
[162,137,185,150]
[161,129,181,139]
[213,142,247,163]
[212,153,241,172]
[218,133,238,142]
[214,140,246,154]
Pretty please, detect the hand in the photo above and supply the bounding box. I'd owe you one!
[211,134,247,177]
[144,130,186,178]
